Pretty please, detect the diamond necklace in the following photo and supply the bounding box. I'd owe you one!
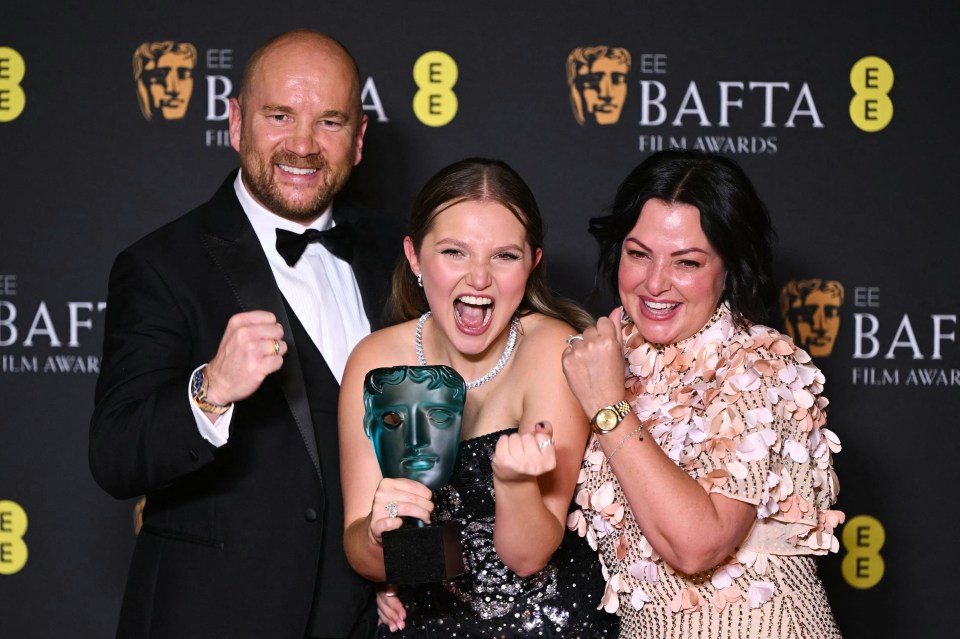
[415,311,520,390]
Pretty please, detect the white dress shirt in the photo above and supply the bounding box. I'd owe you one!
[190,171,371,446]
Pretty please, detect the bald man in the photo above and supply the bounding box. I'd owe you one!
[91,30,394,638]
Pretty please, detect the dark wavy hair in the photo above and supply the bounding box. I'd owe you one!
[590,149,777,328]
[389,158,594,332]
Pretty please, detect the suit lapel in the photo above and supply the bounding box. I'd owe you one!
[333,200,391,330]
[198,173,322,479]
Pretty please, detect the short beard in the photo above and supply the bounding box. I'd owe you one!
[240,147,352,223]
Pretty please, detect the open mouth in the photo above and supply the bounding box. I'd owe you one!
[454,295,493,334]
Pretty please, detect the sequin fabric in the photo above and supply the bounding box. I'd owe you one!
[568,305,844,638]
[382,429,619,638]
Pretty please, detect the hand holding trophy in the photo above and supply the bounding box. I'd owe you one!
[363,365,466,584]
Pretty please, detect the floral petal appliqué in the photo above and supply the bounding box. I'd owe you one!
[712,586,744,611]
[670,587,704,613]
[630,587,653,610]
[747,581,775,608]
[599,580,620,613]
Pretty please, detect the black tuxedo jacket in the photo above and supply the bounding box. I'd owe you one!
[90,172,396,638]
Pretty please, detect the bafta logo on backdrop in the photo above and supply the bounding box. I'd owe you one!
[780,279,845,358]
[133,41,197,121]
[566,46,631,126]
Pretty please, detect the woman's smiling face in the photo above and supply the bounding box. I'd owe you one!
[618,198,726,345]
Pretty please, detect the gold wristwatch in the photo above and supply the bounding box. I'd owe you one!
[190,366,231,415]
[590,400,632,434]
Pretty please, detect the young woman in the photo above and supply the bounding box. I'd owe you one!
[339,158,617,637]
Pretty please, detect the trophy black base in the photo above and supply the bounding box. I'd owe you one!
[382,520,464,584]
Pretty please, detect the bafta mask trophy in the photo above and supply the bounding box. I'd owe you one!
[363,365,466,584]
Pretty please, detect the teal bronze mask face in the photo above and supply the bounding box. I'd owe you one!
[363,365,466,491]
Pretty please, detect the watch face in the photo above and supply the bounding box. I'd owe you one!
[190,369,204,396]
[595,408,618,432]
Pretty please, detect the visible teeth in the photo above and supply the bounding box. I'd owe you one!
[453,299,493,328]
[278,164,317,175]
[458,295,493,306]
[645,300,678,310]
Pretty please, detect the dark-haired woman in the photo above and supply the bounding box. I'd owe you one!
[562,149,844,638]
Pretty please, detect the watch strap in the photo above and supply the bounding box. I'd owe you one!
[191,366,231,415]
[610,400,631,418]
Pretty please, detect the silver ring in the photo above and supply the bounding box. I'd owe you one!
[385,500,399,519]
[538,438,555,449]
[566,334,584,346]
[383,591,397,597]
[273,339,281,356]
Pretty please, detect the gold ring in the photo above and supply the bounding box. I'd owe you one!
[273,339,281,356]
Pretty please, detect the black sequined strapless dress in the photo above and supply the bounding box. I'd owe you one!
[380,429,618,638]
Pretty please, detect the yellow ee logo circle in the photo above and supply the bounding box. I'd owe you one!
[849,56,893,132]
[413,51,458,127]
[841,514,885,589]
[0,500,29,575]
[0,47,26,122]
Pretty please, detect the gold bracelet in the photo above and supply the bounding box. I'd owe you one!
[606,424,644,462]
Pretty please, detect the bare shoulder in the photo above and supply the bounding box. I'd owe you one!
[517,313,585,352]
[514,313,584,368]
[345,320,418,375]
[512,314,591,436]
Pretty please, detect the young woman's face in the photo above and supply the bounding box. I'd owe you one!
[405,200,540,357]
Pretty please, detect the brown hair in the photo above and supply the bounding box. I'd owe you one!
[389,158,593,332]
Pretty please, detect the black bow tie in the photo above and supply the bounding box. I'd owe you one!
[275,225,354,266]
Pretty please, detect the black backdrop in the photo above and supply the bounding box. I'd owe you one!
[2,2,957,636]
